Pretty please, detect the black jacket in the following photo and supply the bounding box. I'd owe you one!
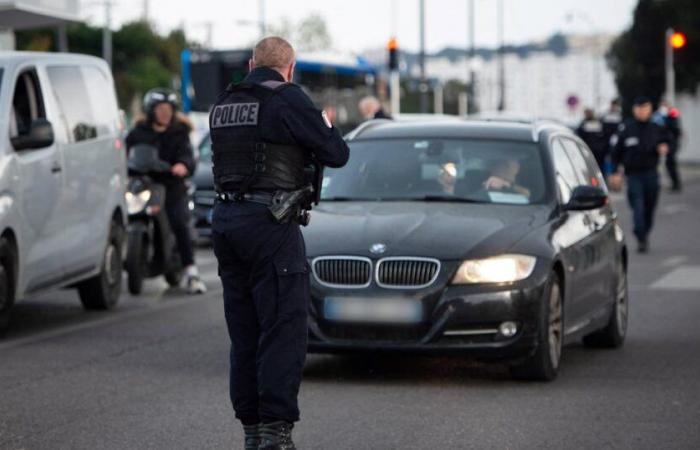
[125,114,196,188]
[611,118,670,175]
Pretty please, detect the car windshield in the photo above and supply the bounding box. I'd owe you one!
[199,134,212,162]
[322,138,547,205]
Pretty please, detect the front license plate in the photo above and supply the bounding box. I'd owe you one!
[324,297,422,324]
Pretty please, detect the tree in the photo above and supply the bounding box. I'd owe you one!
[15,21,191,111]
[268,13,332,52]
[607,0,700,111]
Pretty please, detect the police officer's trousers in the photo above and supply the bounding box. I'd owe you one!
[626,170,660,243]
[211,201,309,425]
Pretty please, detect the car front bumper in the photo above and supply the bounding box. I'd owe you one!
[307,262,551,361]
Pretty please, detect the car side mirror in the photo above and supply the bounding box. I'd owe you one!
[11,118,55,151]
[564,185,608,211]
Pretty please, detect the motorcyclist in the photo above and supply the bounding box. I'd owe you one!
[125,88,207,294]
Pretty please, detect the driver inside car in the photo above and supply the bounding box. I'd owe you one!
[483,158,531,198]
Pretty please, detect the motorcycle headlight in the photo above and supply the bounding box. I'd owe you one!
[126,190,152,214]
[451,254,537,284]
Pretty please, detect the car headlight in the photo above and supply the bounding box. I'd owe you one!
[126,190,151,214]
[451,254,537,284]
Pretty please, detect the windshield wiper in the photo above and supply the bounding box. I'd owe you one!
[404,195,483,203]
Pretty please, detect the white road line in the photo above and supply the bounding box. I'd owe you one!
[661,256,688,267]
[651,265,700,291]
[0,287,222,352]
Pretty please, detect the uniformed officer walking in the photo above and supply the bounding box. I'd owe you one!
[609,96,670,253]
[576,108,607,172]
[209,37,349,449]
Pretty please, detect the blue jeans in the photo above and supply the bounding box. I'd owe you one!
[626,170,660,243]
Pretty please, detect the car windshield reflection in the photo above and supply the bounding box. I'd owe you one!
[321,138,547,205]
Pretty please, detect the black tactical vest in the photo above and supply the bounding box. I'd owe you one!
[209,81,306,193]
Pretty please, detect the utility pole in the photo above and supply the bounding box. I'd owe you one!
[467,0,476,114]
[418,0,428,113]
[665,28,676,106]
[497,0,505,112]
[259,0,266,38]
[103,0,113,68]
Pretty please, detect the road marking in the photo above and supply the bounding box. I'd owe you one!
[661,256,688,267]
[651,265,700,291]
[0,286,222,352]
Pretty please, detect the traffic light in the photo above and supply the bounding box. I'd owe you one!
[670,32,686,50]
[388,37,398,71]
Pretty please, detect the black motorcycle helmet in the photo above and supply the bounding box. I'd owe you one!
[143,88,178,124]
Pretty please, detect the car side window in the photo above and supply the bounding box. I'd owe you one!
[550,138,579,204]
[47,66,97,142]
[10,69,47,149]
[561,138,594,186]
[82,66,119,137]
[576,142,607,191]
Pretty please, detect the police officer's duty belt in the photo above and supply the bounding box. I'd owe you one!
[217,191,274,205]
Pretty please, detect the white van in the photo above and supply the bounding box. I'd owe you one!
[0,52,127,332]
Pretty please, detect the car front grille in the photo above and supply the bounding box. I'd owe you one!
[376,258,440,288]
[313,257,372,288]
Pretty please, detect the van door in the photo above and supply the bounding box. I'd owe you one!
[9,68,65,290]
[45,65,110,276]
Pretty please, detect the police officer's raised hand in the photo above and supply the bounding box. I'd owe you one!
[171,162,189,177]
[657,143,669,156]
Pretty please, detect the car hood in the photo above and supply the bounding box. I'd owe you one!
[304,201,550,260]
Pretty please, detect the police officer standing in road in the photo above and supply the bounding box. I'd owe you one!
[609,97,670,253]
[209,37,349,449]
[576,107,607,172]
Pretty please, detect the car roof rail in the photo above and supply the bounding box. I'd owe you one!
[344,119,392,141]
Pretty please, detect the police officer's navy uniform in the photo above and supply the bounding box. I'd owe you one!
[576,117,607,172]
[209,66,349,431]
[611,117,670,247]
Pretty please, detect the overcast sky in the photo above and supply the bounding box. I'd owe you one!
[82,0,639,53]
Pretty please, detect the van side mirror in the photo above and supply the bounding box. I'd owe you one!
[564,185,608,211]
[11,118,55,151]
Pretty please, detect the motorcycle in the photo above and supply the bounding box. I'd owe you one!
[124,144,184,295]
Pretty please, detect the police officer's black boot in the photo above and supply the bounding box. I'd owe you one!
[258,421,296,450]
[243,424,261,450]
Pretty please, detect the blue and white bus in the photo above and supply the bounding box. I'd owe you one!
[180,48,377,132]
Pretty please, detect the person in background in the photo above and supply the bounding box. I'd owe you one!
[653,101,683,192]
[601,98,623,175]
[609,96,670,253]
[125,89,207,295]
[577,108,607,172]
[358,95,393,120]
[483,158,531,198]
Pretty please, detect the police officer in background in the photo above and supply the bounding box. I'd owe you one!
[358,95,393,120]
[576,108,607,172]
[609,96,670,253]
[209,37,349,449]
[653,101,683,191]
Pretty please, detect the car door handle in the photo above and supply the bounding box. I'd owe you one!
[51,162,62,173]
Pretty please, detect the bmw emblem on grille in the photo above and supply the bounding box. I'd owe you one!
[370,243,387,254]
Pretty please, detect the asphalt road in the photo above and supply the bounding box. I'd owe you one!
[1,170,699,450]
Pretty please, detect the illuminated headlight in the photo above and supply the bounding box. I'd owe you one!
[126,190,151,214]
[451,254,537,284]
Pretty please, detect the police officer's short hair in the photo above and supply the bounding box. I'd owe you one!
[253,37,295,71]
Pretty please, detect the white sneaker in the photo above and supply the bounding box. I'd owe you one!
[186,275,207,294]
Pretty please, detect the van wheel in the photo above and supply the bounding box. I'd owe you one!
[0,238,16,334]
[78,221,123,310]
[510,275,563,381]
[126,231,147,295]
[583,263,628,348]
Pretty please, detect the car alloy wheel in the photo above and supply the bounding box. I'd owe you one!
[548,282,563,370]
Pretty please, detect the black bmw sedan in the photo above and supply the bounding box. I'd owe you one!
[304,119,629,381]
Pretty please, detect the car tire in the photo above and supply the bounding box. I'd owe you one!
[164,268,183,288]
[0,238,17,334]
[583,263,628,348]
[78,220,124,310]
[126,231,147,295]
[510,275,563,382]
